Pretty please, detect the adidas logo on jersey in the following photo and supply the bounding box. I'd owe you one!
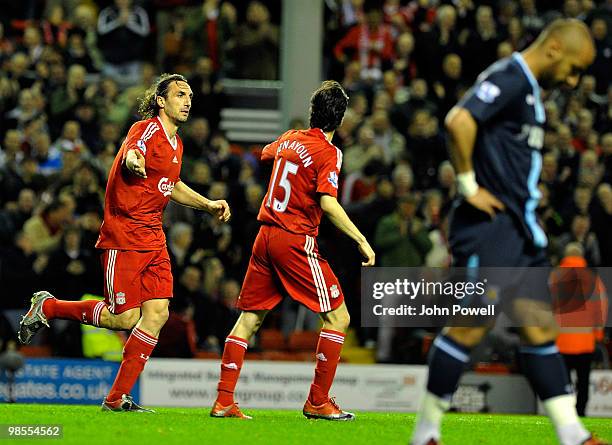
[172,155,178,164]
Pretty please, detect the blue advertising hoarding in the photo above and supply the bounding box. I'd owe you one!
[0,358,139,404]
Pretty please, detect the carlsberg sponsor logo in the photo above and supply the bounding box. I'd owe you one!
[158,177,175,197]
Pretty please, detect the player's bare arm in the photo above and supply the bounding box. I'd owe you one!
[320,194,375,266]
[124,148,147,179]
[170,180,231,222]
[445,106,505,218]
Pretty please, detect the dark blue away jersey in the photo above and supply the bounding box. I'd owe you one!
[457,52,547,248]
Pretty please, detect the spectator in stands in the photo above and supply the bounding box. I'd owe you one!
[557,214,601,266]
[42,226,98,300]
[188,58,222,131]
[0,23,15,63]
[31,132,61,177]
[233,1,279,80]
[461,5,500,81]
[334,0,395,84]
[414,4,458,86]
[391,77,437,136]
[97,0,151,87]
[370,109,405,166]
[65,163,103,216]
[172,265,216,352]
[436,160,456,206]
[392,31,417,85]
[168,221,202,276]
[0,188,36,244]
[405,108,446,189]
[8,52,35,90]
[434,53,464,117]
[182,117,211,161]
[41,4,70,49]
[64,29,98,73]
[392,162,414,200]
[0,231,39,309]
[333,107,360,149]
[374,194,432,267]
[20,26,44,66]
[49,64,88,125]
[186,0,237,74]
[156,294,197,358]
[590,18,611,95]
[519,0,544,38]
[577,150,604,190]
[22,194,75,255]
[505,16,530,52]
[5,88,40,131]
[203,256,225,300]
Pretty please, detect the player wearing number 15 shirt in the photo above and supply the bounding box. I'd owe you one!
[211,81,375,421]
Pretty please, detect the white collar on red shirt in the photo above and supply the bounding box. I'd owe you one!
[156,116,178,150]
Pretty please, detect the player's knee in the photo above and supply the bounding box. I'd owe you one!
[237,311,265,337]
[338,311,350,331]
[105,309,140,331]
[520,325,559,345]
[116,310,140,330]
[445,327,487,348]
[325,309,350,332]
[146,307,169,329]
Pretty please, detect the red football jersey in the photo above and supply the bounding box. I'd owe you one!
[258,128,343,235]
[96,117,183,250]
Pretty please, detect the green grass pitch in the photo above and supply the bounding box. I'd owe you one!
[1,405,610,444]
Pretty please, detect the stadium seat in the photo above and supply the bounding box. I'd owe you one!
[259,329,287,351]
[474,363,511,374]
[421,332,435,358]
[18,345,53,357]
[287,331,319,352]
[194,351,220,359]
[261,351,313,362]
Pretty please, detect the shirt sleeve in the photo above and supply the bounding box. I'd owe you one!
[121,120,155,159]
[316,147,342,198]
[458,67,525,125]
[261,131,289,162]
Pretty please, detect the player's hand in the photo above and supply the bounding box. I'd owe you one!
[466,187,505,218]
[125,149,147,178]
[207,199,231,222]
[358,239,376,267]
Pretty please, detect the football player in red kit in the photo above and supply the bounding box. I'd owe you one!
[211,80,375,421]
[18,73,231,412]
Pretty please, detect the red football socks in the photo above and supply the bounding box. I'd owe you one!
[216,336,248,406]
[43,299,106,326]
[107,328,158,402]
[309,329,345,405]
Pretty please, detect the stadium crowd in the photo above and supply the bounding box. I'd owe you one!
[0,0,610,365]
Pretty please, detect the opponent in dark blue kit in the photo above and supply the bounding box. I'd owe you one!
[410,19,606,445]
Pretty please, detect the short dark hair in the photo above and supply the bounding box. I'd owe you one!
[309,80,349,133]
[138,73,188,119]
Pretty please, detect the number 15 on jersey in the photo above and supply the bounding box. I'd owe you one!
[266,158,299,213]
